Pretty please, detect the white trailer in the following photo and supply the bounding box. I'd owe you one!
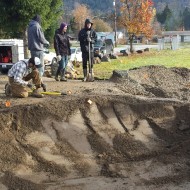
[0,39,24,72]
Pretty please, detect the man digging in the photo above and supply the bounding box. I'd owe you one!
[5,57,44,98]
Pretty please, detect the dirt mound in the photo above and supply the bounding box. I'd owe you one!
[0,66,189,189]
[111,65,190,102]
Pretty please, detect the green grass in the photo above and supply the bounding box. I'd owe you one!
[89,48,190,79]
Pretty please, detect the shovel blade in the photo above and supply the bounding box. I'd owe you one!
[86,73,94,82]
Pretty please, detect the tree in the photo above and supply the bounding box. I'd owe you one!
[156,4,172,30]
[0,0,63,57]
[183,7,190,30]
[93,18,113,32]
[73,4,92,31]
[119,0,156,52]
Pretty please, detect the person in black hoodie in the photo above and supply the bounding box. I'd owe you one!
[54,22,71,81]
[78,19,97,82]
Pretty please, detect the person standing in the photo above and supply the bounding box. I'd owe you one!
[54,22,71,81]
[78,19,97,82]
[27,14,49,90]
[6,57,44,98]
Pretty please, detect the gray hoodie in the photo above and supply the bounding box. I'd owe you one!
[27,20,49,51]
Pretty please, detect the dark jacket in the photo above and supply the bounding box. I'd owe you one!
[54,29,71,56]
[78,20,97,53]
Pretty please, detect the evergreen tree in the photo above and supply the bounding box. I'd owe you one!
[183,7,190,30]
[156,5,172,25]
[0,0,63,39]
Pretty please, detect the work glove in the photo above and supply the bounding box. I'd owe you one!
[46,41,50,46]
[27,83,35,90]
[87,37,91,42]
[57,55,62,62]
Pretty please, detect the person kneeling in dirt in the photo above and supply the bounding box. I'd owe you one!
[5,57,44,98]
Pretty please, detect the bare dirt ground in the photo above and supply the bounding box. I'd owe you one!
[0,65,190,190]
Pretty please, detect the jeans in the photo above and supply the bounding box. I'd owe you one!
[30,50,44,77]
[58,55,68,70]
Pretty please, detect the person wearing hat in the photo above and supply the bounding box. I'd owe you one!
[78,18,97,82]
[54,22,71,81]
[28,14,49,91]
[6,57,44,98]
[28,15,49,76]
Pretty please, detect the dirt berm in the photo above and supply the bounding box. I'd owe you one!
[0,65,189,190]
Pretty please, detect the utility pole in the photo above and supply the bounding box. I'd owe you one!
[113,0,117,47]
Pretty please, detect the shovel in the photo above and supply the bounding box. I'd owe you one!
[86,33,94,82]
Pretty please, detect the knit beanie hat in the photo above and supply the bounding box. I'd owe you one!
[59,22,67,31]
[32,15,41,24]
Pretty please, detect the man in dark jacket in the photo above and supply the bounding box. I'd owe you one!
[78,19,97,82]
[27,14,49,91]
[54,22,71,81]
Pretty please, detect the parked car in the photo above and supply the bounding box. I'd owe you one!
[94,39,114,60]
[70,47,82,63]
[50,47,83,76]
[44,48,57,67]
[43,48,58,75]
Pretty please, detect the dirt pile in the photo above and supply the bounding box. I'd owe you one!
[111,65,190,102]
[0,66,189,189]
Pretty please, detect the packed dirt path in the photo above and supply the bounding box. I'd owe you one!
[0,65,189,190]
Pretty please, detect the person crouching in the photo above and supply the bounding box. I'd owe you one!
[6,57,44,98]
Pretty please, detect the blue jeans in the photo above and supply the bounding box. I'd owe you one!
[58,55,68,70]
[30,50,44,77]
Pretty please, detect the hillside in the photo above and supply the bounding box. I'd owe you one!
[63,0,190,13]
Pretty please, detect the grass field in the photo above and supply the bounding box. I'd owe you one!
[90,48,190,79]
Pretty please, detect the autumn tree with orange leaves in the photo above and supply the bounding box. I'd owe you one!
[119,0,156,52]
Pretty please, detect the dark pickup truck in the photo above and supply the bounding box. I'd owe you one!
[94,39,114,59]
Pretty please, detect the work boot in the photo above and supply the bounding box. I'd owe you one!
[41,83,47,92]
[31,89,44,98]
[83,69,87,82]
[55,76,59,81]
[55,70,60,81]
[5,83,12,96]
[60,69,67,82]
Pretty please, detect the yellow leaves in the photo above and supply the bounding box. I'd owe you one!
[119,0,155,38]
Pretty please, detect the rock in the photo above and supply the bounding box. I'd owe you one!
[94,57,101,64]
[178,122,190,131]
[101,55,111,62]
[109,54,118,59]
[136,50,143,54]
[144,48,149,52]
[120,49,129,56]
